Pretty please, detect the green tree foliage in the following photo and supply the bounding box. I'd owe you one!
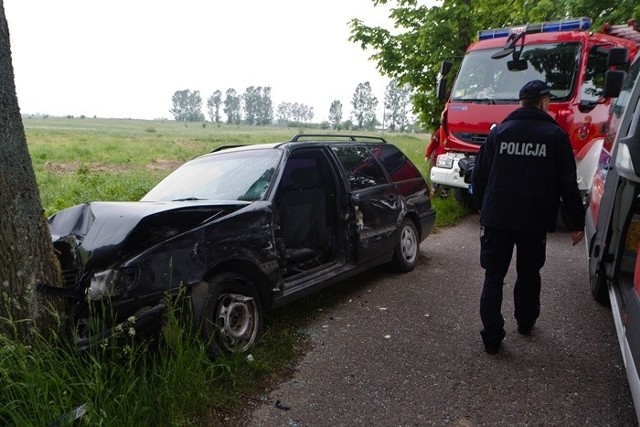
[223,88,241,125]
[257,87,274,125]
[351,81,378,130]
[169,89,205,122]
[349,0,639,129]
[243,86,260,125]
[206,90,222,124]
[564,0,640,26]
[275,102,314,124]
[329,100,343,129]
[384,79,411,132]
[243,86,273,126]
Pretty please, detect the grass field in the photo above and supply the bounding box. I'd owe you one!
[1,117,467,425]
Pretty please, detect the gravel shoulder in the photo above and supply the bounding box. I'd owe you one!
[243,214,637,426]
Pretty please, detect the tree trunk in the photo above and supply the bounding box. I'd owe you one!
[0,1,65,339]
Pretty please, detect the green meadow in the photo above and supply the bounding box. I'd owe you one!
[0,117,467,425]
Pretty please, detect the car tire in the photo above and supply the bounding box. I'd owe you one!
[590,268,610,306]
[192,272,263,356]
[392,219,419,272]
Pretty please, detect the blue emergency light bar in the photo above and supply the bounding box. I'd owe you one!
[478,17,592,40]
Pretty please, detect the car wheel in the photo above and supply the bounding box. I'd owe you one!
[590,269,610,306]
[194,272,263,356]
[392,219,419,272]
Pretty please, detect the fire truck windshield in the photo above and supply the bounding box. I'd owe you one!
[451,42,581,103]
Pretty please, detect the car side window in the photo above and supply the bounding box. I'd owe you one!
[372,145,422,182]
[331,145,388,191]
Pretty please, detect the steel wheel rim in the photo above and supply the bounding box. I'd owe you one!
[400,225,418,263]
[215,292,258,353]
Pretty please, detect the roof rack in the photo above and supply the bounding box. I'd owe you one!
[211,144,245,152]
[601,20,640,44]
[289,134,388,144]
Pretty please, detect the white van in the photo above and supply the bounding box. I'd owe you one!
[586,49,640,420]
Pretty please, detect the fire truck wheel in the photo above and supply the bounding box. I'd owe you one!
[454,188,475,212]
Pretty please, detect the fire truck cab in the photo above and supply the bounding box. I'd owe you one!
[429,18,640,208]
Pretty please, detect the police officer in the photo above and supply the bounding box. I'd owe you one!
[471,80,585,354]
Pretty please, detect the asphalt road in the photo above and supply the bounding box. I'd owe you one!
[242,213,637,426]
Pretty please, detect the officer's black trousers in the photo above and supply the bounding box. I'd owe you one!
[479,227,547,345]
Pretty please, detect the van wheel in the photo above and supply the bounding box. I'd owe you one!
[392,219,419,272]
[192,273,263,356]
[590,269,610,306]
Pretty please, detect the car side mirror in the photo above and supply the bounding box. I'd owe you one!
[440,60,452,76]
[507,59,528,71]
[437,76,448,102]
[607,47,629,67]
[603,70,626,98]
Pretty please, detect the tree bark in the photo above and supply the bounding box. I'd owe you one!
[0,1,65,339]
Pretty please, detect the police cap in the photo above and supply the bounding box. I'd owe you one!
[519,80,551,100]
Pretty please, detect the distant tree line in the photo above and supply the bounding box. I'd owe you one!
[169,79,415,132]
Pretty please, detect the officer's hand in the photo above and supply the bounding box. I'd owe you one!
[571,231,584,246]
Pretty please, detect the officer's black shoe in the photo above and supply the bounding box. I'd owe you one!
[484,342,501,354]
[517,326,533,336]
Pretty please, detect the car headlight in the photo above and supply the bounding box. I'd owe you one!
[87,268,138,301]
[435,155,454,169]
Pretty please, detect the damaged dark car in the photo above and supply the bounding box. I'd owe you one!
[47,134,436,355]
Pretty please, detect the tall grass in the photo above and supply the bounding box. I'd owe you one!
[0,291,312,425]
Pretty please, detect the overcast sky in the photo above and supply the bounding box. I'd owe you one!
[4,0,408,122]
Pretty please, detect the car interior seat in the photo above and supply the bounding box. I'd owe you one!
[278,165,327,268]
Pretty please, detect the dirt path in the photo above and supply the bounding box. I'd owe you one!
[242,214,637,426]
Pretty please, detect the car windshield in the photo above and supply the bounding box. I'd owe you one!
[141,149,281,202]
[451,42,581,102]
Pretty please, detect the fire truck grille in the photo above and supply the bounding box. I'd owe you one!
[453,132,488,145]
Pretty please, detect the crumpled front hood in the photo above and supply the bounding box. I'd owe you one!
[49,200,247,271]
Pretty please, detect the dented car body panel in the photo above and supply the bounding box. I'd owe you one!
[48,135,435,352]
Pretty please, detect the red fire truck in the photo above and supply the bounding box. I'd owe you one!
[428,18,640,209]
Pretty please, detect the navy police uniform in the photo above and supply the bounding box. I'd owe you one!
[471,80,585,351]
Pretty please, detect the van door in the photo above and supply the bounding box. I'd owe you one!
[587,57,640,290]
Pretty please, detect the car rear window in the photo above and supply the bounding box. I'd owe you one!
[371,145,423,182]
